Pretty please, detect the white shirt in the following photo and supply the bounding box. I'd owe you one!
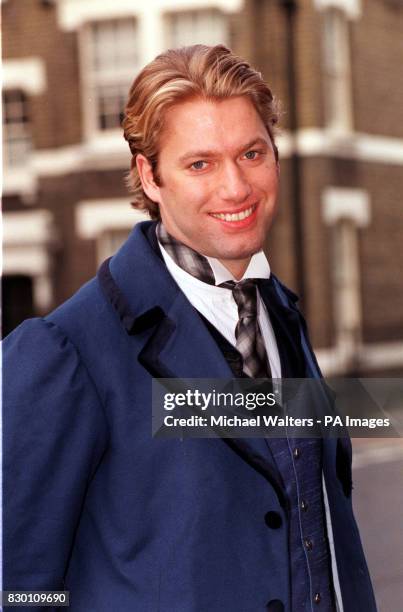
[159,244,282,378]
[159,241,343,612]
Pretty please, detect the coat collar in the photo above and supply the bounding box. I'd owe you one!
[105,221,233,379]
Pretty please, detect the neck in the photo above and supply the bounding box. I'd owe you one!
[218,257,251,280]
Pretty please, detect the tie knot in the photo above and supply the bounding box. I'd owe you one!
[219,279,258,317]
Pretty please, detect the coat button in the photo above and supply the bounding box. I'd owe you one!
[266,600,284,612]
[304,538,313,551]
[314,592,321,604]
[264,511,283,529]
[300,499,308,512]
[293,447,301,459]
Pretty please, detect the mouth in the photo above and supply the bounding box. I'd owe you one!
[209,203,257,223]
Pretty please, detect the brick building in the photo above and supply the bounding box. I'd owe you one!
[2,0,403,374]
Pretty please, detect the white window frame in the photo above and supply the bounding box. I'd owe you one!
[79,17,140,142]
[75,199,149,265]
[321,8,353,134]
[2,89,32,169]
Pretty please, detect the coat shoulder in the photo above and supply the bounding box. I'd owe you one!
[3,314,101,409]
[3,274,114,405]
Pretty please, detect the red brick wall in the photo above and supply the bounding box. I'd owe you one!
[351,0,403,138]
[2,0,82,148]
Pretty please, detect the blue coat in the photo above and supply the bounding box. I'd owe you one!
[3,221,376,611]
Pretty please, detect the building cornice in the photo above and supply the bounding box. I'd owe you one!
[313,0,362,20]
[57,0,243,31]
[2,58,47,95]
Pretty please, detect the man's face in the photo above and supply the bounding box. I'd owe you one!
[139,96,279,277]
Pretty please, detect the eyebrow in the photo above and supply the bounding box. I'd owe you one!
[178,137,269,165]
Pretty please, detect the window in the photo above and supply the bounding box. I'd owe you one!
[2,211,56,324]
[2,89,31,167]
[97,228,131,264]
[75,199,148,266]
[331,219,361,345]
[322,9,353,131]
[165,9,228,48]
[322,187,370,371]
[83,18,139,134]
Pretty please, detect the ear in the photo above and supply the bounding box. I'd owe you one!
[136,154,161,204]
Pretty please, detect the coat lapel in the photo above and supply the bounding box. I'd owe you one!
[140,290,235,379]
[258,277,307,378]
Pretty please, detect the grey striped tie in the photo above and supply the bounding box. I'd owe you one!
[220,280,272,378]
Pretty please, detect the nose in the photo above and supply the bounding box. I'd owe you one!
[218,161,252,204]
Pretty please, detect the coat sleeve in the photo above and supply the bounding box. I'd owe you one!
[3,317,109,593]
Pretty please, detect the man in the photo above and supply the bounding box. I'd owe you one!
[4,45,376,611]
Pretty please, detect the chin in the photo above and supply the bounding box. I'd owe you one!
[230,239,264,258]
[216,245,261,261]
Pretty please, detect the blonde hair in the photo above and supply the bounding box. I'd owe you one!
[122,44,279,220]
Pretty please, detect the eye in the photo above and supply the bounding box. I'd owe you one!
[244,150,260,160]
[190,160,207,171]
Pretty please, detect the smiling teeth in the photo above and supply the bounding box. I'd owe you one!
[212,205,255,222]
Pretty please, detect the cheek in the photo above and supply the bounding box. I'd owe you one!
[261,169,279,195]
[176,179,212,207]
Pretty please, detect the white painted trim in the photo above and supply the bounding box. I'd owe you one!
[2,133,129,197]
[322,187,370,227]
[349,132,403,164]
[359,342,403,371]
[57,0,242,31]
[314,0,362,20]
[3,210,54,245]
[59,0,136,30]
[75,199,149,239]
[353,443,403,469]
[156,0,242,11]
[278,129,403,165]
[2,58,47,95]
[4,247,51,276]
[316,341,403,375]
[2,167,38,199]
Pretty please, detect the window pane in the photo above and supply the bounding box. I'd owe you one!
[95,83,127,130]
[166,10,228,48]
[90,19,138,73]
[2,89,31,167]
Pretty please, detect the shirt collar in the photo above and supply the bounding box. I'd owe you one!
[156,221,271,286]
[159,240,271,289]
[206,251,271,285]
